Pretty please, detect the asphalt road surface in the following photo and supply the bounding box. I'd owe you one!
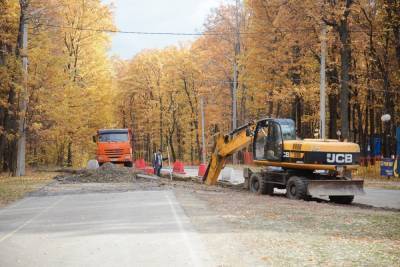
[354,188,400,209]
[0,191,214,267]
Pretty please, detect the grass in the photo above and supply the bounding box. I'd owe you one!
[0,171,54,207]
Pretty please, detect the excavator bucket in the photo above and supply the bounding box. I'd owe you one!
[203,153,226,185]
[307,180,365,197]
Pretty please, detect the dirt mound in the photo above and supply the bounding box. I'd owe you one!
[55,164,136,183]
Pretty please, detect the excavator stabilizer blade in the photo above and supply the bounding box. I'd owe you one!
[307,180,365,197]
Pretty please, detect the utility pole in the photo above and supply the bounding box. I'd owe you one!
[200,97,206,164]
[16,2,29,176]
[319,23,327,140]
[232,0,240,132]
[232,0,240,163]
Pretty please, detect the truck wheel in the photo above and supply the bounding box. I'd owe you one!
[329,196,354,204]
[249,173,273,195]
[124,162,133,168]
[286,176,307,200]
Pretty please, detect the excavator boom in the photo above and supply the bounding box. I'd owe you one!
[203,122,256,185]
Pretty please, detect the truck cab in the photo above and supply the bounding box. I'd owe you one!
[94,129,133,167]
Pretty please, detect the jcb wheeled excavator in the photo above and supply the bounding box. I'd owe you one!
[203,118,364,204]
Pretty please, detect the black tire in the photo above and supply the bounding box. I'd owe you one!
[264,182,274,195]
[329,196,354,204]
[249,173,273,195]
[286,176,308,200]
[124,161,133,168]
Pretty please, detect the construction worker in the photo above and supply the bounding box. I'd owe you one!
[153,149,166,177]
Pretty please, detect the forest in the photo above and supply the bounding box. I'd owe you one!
[0,0,399,172]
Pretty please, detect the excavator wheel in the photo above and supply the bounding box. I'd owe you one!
[286,176,308,200]
[249,173,273,195]
[329,195,354,204]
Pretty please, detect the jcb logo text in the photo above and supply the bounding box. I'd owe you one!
[327,153,352,164]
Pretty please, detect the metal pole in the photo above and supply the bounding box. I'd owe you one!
[201,97,206,164]
[233,63,238,131]
[166,141,172,180]
[233,0,240,132]
[16,16,28,176]
[232,0,240,164]
[319,23,327,140]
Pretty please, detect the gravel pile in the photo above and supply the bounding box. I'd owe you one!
[55,163,136,183]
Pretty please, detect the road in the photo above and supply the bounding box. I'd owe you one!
[0,179,398,266]
[354,188,400,209]
[0,191,214,267]
[164,166,400,209]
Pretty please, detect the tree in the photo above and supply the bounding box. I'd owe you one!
[323,0,354,139]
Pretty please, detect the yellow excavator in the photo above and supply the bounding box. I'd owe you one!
[203,118,364,204]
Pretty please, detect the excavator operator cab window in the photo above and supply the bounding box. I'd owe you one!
[254,121,283,161]
[254,121,268,160]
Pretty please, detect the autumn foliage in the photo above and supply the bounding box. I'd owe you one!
[0,0,115,170]
[0,0,399,170]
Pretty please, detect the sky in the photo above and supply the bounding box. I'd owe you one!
[102,0,227,59]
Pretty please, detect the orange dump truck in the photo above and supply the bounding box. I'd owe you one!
[93,129,133,167]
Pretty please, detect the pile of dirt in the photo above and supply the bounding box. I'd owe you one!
[54,163,136,183]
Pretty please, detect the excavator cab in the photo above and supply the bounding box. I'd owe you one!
[253,119,295,162]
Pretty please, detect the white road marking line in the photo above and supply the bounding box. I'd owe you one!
[165,191,202,267]
[0,196,66,243]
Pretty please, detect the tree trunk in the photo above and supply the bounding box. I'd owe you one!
[328,93,338,139]
[324,0,354,139]
[190,124,194,164]
[176,123,184,160]
[275,102,281,118]
[57,142,65,166]
[240,84,247,125]
[182,78,201,161]
[168,134,176,162]
[339,25,351,139]
[384,0,400,66]
[67,141,72,167]
[267,92,274,117]
[291,95,302,137]
[356,103,363,155]
[369,91,375,136]
[159,96,163,151]
[352,103,356,142]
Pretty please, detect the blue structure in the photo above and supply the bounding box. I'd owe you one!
[373,137,382,157]
[397,127,400,156]
[381,158,395,177]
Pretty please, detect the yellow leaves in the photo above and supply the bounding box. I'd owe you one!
[114,46,207,161]
[30,122,42,131]
[10,0,117,167]
[0,1,19,45]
